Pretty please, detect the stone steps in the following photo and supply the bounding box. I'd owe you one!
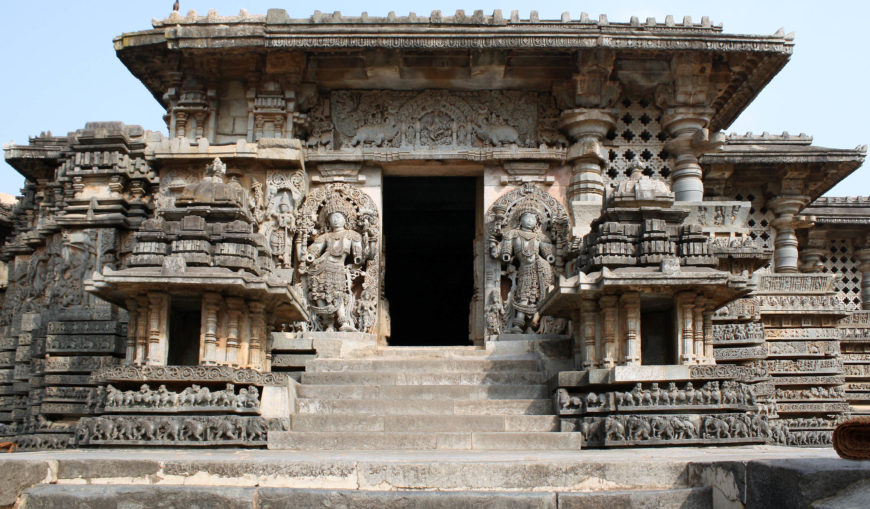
[18,484,712,509]
[289,414,560,432]
[300,370,548,385]
[267,431,584,451]
[296,398,554,415]
[305,358,543,372]
[296,383,550,400]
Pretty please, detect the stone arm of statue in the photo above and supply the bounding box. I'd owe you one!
[352,237,364,265]
[499,231,515,263]
[304,237,325,263]
[540,236,556,264]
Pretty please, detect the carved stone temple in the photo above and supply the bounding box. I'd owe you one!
[1,9,869,453]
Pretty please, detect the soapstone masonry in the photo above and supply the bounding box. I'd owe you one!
[0,8,868,452]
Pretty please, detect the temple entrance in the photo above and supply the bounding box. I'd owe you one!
[383,177,477,345]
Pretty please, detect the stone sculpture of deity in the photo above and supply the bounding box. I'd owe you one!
[491,197,556,332]
[297,184,379,333]
[484,183,569,336]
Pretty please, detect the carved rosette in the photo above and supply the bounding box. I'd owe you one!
[485,183,570,335]
[296,183,380,333]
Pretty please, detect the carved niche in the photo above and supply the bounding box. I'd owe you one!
[296,183,380,333]
[305,90,566,150]
[485,183,570,335]
[249,170,307,270]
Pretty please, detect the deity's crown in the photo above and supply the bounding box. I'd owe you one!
[511,195,547,224]
[321,194,355,222]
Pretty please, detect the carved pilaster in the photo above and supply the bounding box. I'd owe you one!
[702,309,714,364]
[621,293,641,366]
[579,299,599,369]
[693,296,706,365]
[676,292,696,364]
[135,295,149,366]
[124,298,138,365]
[769,196,810,273]
[201,293,221,365]
[146,293,169,366]
[599,296,619,368]
[248,301,266,371]
[225,297,244,367]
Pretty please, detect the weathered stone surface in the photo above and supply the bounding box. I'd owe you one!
[21,484,255,509]
[558,487,711,509]
[258,488,557,509]
[0,459,50,507]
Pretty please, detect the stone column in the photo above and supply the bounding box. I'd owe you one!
[248,301,266,371]
[621,293,641,366]
[769,196,810,273]
[225,297,244,367]
[857,245,870,311]
[800,230,827,273]
[201,293,221,365]
[676,292,696,364]
[661,108,724,202]
[580,299,599,369]
[124,298,138,366]
[560,110,617,204]
[693,296,706,365]
[135,295,149,366]
[146,293,169,366]
[599,296,619,368]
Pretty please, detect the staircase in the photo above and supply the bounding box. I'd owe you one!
[268,342,583,450]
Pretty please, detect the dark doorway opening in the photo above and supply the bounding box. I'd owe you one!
[168,297,202,366]
[383,177,477,345]
[641,301,676,365]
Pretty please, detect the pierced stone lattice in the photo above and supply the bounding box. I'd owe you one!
[734,191,774,252]
[822,239,863,310]
[605,98,670,183]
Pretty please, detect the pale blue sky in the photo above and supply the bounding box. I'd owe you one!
[1,1,867,197]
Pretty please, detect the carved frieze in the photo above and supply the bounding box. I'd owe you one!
[763,358,844,375]
[757,295,846,314]
[99,383,261,414]
[75,415,286,446]
[765,327,840,340]
[757,274,833,294]
[688,364,768,382]
[45,334,125,355]
[317,90,555,150]
[90,365,290,386]
[43,356,118,373]
[711,323,765,344]
[767,341,839,358]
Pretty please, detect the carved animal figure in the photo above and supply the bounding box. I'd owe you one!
[245,418,267,441]
[604,416,625,441]
[182,419,205,441]
[135,419,158,441]
[474,121,520,146]
[350,121,399,147]
[161,419,181,442]
[705,417,731,439]
[627,416,651,440]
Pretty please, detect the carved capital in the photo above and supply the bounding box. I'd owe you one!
[661,107,723,202]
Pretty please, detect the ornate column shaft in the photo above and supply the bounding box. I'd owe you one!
[770,196,810,273]
[621,293,641,366]
[676,292,696,364]
[580,299,599,369]
[693,296,706,365]
[599,296,619,368]
[661,108,724,202]
[124,299,138,366]
[146,293,169,366]
[248,301,266,370]
[560,110,617,205]
[201,293,221,365]
[225,297,244,367]
[702,309,714,364]
[135,296,149,366]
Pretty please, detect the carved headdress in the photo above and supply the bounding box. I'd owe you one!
[511,195,548,226]
[320,194,356,224]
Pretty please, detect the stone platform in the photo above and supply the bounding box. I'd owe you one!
[3,447,870,508]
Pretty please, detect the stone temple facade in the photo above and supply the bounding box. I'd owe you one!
[0,9,868,451]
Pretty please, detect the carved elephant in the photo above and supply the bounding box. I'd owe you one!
[181,419,205,441]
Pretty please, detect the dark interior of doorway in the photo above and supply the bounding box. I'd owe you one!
[384,177,476,345]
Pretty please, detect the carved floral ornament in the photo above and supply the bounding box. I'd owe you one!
[485,183,570,335]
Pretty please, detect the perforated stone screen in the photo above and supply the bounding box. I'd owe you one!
[605,98,670,184]
[823,238,863,310]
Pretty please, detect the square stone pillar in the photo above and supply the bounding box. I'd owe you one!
[248,301,266,371]
[579,299,599,369]
[693,296,706,365]
[201,292,222,365]
[135,295,149,366]
[676,292,697,365]
[124,298,138,365]
[599,296,619,368]
[225,297,245,367]
[621,293,641,366]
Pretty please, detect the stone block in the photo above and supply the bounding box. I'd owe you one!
[291,414,385,432]
[257,488,557,509]
[0,459,50,507]
[384,415,505,432]
[297,399,455,415]
[504,415,561,432]
[296,384,378,399]
[56,458,161,480]
[21,484,255,509]
[471,432,582,450]
[268,431,441,450]
[558,487,711,509]
[453,399,553,415]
